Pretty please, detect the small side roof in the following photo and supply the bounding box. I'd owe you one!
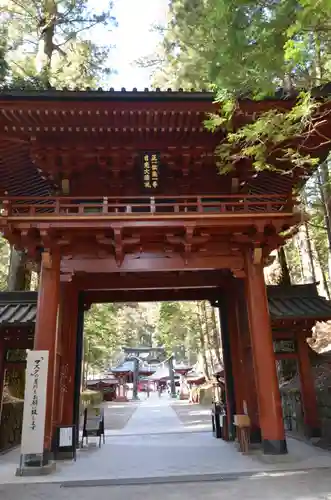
[1,284,331,330]
[0,291,37,327]
[268,284,331,321]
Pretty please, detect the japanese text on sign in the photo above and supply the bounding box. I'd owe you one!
[142,153,159,190]
[30,357,43,431]
[21,350,49,455]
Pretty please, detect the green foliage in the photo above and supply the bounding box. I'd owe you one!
[80,390,103,407]
[152,0,331,174]
[84,302,160,372]
[208,92,322,174]
[83,300,222,375]
[0,237,10,290]
[84,303,120,372]
[0,0,116,89]
[157,301,222,374]
[156,0,331,93]
[157,302,200,362]
[284,239,304,284]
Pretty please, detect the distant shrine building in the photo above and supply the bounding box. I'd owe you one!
[0,88,331,460]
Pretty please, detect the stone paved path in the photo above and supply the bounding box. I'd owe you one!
[1,469,331,500]
[171,401,211,430]
[102,401,139,432]
[123,393,183,434]
[1,393,331,488]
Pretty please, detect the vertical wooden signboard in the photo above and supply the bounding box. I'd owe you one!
[141,152,160,191]
[19,350,49,469]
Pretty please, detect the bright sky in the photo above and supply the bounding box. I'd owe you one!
[91,0,169,89]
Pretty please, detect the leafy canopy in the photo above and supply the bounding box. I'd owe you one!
[0,0,116,89]
[154,0,331,171]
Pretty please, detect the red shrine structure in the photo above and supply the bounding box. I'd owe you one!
[1,88,331,460]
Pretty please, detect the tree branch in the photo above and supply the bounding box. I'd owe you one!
[56,21,103,47]
[5,0,36,19]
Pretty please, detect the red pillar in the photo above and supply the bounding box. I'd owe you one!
[244,248,287,454]
[59,284,79,426]
[218,300,236,440]
[242,344,261,440]
[33,251,60,455]
[236,280,261,442]
[297,335,320,438]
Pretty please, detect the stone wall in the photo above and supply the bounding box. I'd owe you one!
[316,389,331,442]
[0,400,23,452]
[281,387,331,443]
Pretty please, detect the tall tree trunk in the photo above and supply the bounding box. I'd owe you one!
[298,192,317,283]
[209,303,222,367]
[7,248,31,291]
[317,163,331,279]
[36,1,57,86]
[296,224,316,283]
[315,245,331,299]
[277,246,291,285]
[6,247,31,399]
[201,300,215,373]
[314,32,323,85]
[185,327,194,365]
[196,303,210,380]
[294,237,305,282]
[304,220,317,282]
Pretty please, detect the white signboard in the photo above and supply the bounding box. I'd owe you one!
[59,427,73,447]
[85,407,101,432]
[21,350,49,455]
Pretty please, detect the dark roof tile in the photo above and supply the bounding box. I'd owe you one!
[0,82,330,102]
[0,285,331,329]
[0,291,37,326]
[268,284,331,320]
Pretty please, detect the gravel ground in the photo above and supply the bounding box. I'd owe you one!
[1,470,331,500]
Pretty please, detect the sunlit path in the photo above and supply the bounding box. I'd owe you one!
[2,395,331,487]
[124,394,182,435]
[103,393,212,436]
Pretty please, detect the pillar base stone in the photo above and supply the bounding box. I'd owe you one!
[262,438,287,455]
[16,452,56,477]
[16,462,56,477]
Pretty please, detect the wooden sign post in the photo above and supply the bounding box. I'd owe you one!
[81,407,105,448]
[18,350,49,474]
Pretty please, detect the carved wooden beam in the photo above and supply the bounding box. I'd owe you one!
[96,232,141,265]
[41,250,52,269]
[253,247,263,265]
[20,229,40,258]
[61,253,244,273]
[231,269,246,278]
[113,227,123,266]
[39,229,50,249]
[60,272,74,283]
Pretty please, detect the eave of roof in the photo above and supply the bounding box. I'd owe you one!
[268,284,331,320]
[1,284,331,329]
[0,88,215,103]
[0,81,330,103]
[0,291,37,327]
